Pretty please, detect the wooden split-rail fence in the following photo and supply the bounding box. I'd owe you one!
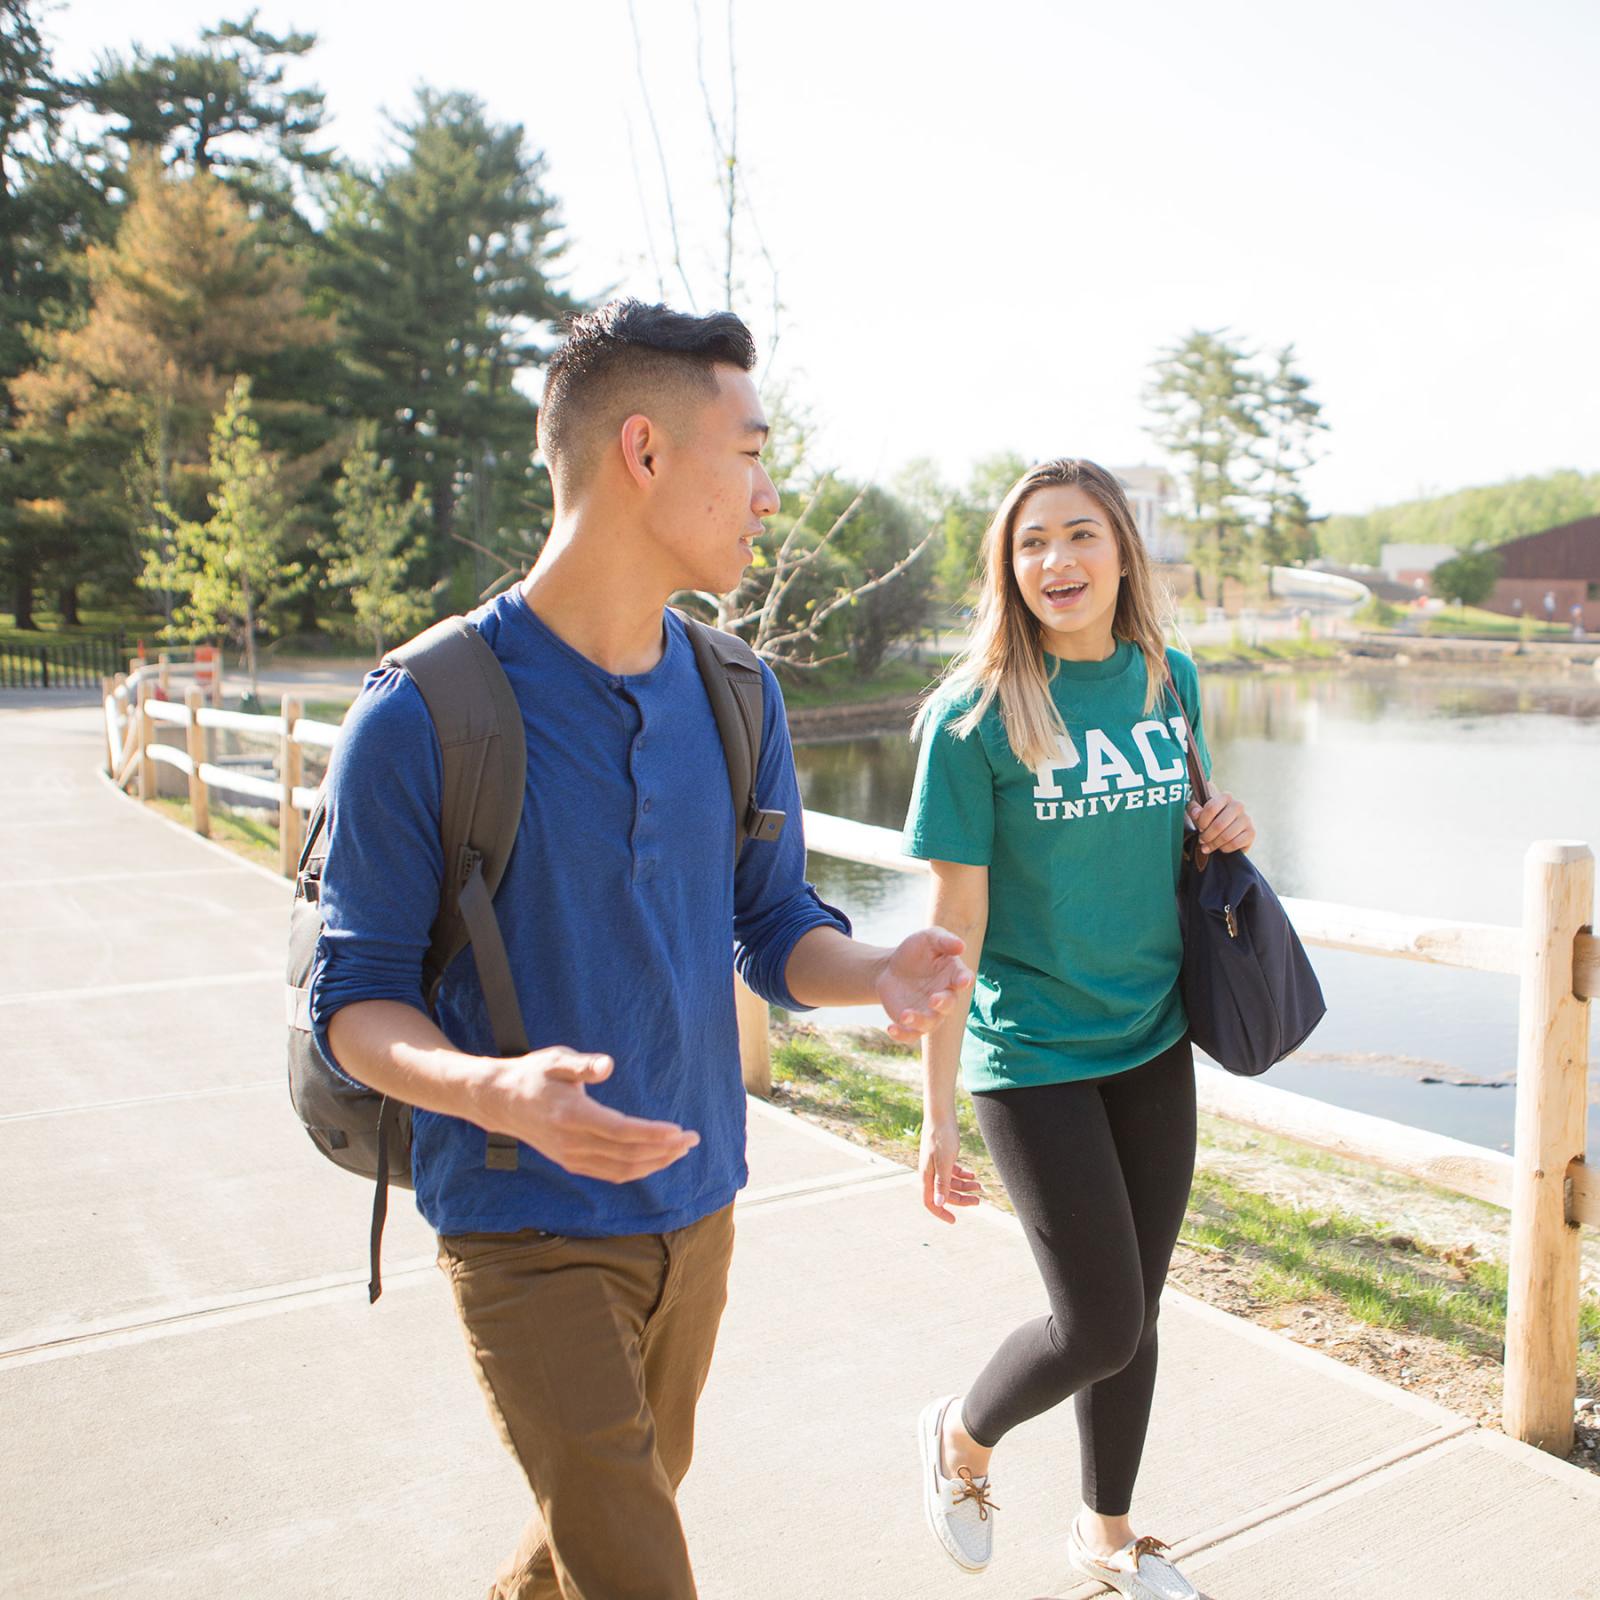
[100,673,1597,1458]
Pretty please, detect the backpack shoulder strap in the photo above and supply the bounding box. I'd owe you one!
[677,613,786,856]
[386,618,530,1082]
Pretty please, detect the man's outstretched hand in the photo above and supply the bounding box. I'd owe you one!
[876,928,973,1045]
[487,1049,700,1183]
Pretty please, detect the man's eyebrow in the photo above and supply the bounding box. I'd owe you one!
[744,419,770,438]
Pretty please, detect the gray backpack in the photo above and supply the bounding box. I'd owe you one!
[286,611,785,1299]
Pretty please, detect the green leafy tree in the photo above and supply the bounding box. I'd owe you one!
[327,421,432,657]
[320,89,576,586]
[1256,344,1327,582]
[924,452,1029,600]
[1146,330,1264,600]
[1431,545,1501,611]
[142,375,299,694]
[1318,470,1600,567]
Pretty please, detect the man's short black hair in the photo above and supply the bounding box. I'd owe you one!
[539,299,758,495]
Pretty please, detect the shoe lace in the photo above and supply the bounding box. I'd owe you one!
[952,1467,1000,1521]
[1081,1528,1173,1572]
[1131,1535,1172,1562]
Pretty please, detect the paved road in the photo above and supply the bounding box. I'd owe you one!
[3,699,1597,1598]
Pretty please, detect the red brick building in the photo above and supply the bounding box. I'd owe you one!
[1484,515,1600,629]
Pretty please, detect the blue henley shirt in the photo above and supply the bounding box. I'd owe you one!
[309,588,849,1238]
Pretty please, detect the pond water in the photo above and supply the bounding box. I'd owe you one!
[792,666,1600,1152]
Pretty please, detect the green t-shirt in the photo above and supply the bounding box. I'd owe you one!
[902,641,1211,1092]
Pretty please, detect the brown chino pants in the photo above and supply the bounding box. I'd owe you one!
[437,1203,736,1600]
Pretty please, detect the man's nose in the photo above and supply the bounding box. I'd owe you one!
[753,465,780,517]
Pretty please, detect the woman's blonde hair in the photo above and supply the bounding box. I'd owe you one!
[915,458,1174,771]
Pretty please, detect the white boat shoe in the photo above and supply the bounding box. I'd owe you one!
[1066,1513,1198,1600]
[916,1395,1000,1573]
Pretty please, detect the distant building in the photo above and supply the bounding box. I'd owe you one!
[1481,516,1600,630]
[1114,465,1184,561]
[1379,543,1456,591]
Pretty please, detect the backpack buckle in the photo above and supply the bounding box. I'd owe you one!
[745,805,786,844]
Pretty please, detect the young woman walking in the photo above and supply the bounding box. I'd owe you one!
[904,460,1255,1597]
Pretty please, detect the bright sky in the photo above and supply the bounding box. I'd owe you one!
[42,0,1600,517]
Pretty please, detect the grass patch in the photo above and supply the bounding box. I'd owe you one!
[1350,602,1569,641]
[150,796,281,872]
[1184,1171,1500,1340]
[0,608,164,650]
[779,659,937,711]
[772,1032,974,1150]
[1190,638,1342,667]
[1420,607,1571,639]
[251,694,355,723]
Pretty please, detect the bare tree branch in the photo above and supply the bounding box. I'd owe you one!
[627,0,696,309]
[755,481,869,652]
[451,529,523,600]
[623,112,667,301]
[692,0,739,311]
[757,524,936,653]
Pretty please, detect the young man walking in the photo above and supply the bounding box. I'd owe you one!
[311,300,971,1599]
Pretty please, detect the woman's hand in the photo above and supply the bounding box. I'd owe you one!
[920,1109,983,1224]
[1186,791,1255,856]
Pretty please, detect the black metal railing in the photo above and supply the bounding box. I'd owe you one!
[0,632,128,689]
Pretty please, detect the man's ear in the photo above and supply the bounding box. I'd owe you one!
[619,413,657,489]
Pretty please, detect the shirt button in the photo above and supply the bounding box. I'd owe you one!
[637,737,646,751]
[642,798,653,813]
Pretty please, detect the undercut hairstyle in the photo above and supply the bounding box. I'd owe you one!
[539,299,758,497]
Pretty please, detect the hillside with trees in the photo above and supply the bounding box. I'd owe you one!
[1317,471,1600,567]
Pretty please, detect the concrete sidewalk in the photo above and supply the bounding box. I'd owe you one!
[3,701,1598,1599]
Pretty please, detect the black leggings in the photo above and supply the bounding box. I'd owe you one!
[963,1033,1196,1517]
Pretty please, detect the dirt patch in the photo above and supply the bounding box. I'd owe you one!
[784,694,921,743]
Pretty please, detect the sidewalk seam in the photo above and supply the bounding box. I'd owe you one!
[1,1168,911,1367]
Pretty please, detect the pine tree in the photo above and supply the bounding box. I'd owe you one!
[1,0,82,625]
[328,421,433,658]
[320,89,577,588]
[1145,330,1264,601]
[84,12,330,231]
[142,375,297,694]
[1256,345,1327,584]
[14,158,331,622]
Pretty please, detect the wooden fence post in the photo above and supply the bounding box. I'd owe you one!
[735,971,772,1097]
[157,650,171,698]
[1503,840,1595,1454]
[100,677,116,773]
[279,695,304,878]
[136,683,155,803]
[184,687,209,838]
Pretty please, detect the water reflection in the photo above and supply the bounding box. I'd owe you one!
[793,666,1600,1150]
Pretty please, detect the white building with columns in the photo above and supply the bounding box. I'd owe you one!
[1111,465,1183,561]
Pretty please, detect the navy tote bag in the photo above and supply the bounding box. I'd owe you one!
[1168,682,1326,1076]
